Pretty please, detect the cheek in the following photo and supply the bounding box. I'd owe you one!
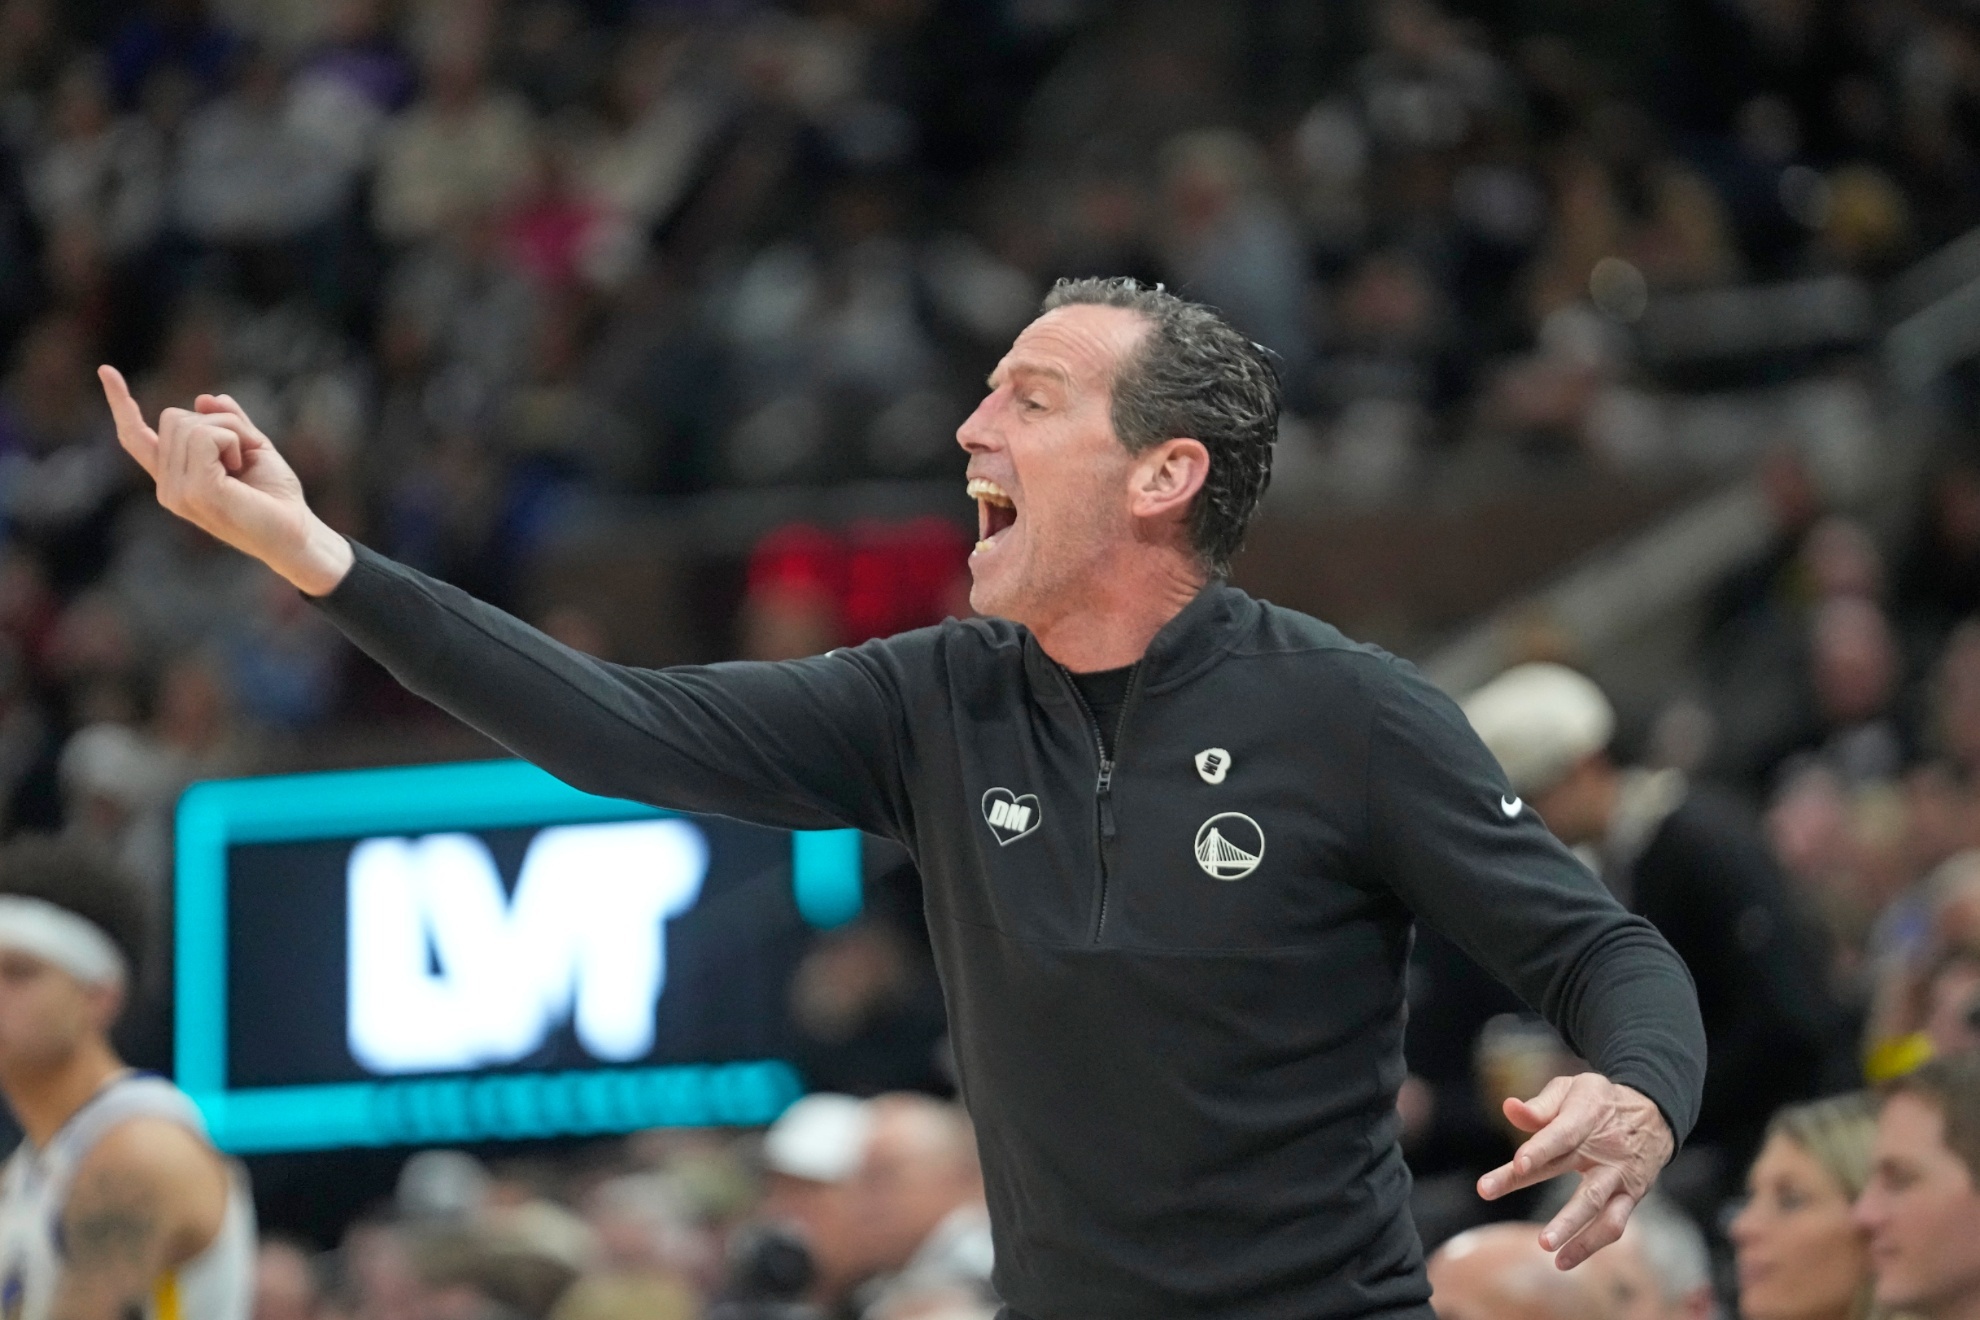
[1895,1186,1980,1277]
[1775,1208,1869,1304]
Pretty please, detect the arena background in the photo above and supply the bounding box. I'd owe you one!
[1,0,1978,1315]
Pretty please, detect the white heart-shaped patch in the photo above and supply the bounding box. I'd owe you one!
[981,787,1041,846]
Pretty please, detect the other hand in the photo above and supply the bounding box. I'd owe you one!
[1476,1072,1674,1270]
[98,366,353,595]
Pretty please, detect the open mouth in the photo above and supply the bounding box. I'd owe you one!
[968,477,1017,554]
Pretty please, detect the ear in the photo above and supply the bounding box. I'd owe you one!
[1127,437,1210,526]
[84,979,125,1034]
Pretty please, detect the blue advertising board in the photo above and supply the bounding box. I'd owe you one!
[174,760,863,1154]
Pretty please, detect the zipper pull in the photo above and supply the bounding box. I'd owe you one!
[1097,759,1117,841]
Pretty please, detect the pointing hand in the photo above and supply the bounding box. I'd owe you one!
[99,366,353,595]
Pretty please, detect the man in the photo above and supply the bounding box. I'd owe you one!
[1854,1053,1980,1320]
[849,1095,993,1315]
[757,1092,875,1309]
[0,835,254,1319]
[1426,1222,1614,1320]
[1463,663,1842,1169]
[1580,1194,1714,1320]
[100,277,1704,1318]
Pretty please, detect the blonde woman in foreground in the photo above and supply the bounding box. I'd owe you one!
[1729,1093,1879,1320]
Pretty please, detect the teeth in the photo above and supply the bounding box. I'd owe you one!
[974,539,992,554]
[967,477,1014,508]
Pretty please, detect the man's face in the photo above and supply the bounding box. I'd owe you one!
[758,1172,864,1300]
[847,1110,977,1274]
[1583,1229,1663,1320]
[0,947,102,1073]
[957,304,1151,627]
[1854,1092,1980,1316]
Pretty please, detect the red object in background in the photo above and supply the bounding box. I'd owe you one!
[747,523,848,606]
[746,518,971,647]
[503,197,607,291]
[844,517,973,642]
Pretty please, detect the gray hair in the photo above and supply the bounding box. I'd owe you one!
[1038,277,1278,576]
[1628,1193,1712,1304]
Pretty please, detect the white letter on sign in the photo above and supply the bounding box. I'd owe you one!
[346,820,708,1074]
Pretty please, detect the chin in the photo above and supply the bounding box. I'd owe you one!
[968,566,1019,622]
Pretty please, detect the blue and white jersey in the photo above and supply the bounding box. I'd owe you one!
[0,1074,254,1320]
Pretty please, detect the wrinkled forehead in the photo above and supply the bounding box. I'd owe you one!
[1001,304,1152,392]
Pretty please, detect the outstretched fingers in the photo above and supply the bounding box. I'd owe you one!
[1551,1186,1636,1270]
[1479,1076,1588,1199]
[1539,1164,1623,1253]
[97,366,160,478]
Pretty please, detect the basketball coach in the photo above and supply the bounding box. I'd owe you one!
[100,277,1704,1320]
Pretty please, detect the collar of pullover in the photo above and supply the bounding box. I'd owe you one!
[1020,577,1252,703]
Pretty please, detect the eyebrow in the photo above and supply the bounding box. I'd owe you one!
[988,360,1073,390]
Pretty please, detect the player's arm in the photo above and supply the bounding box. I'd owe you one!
[1361,661,1705,1269]
[98,371,916,840]
[49,1119,230,1320]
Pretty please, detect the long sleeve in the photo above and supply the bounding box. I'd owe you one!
[1363,661,1707,1144]
[312,541,920,841]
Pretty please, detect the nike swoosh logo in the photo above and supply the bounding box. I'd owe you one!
[1500,796,1522,817]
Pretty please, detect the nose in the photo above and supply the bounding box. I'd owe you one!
[956,388,1000,456]
[1849,1188,1879,1232]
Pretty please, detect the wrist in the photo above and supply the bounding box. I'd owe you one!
[284,518,355,597]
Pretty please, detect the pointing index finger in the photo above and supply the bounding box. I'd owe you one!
[97,365,160,476]
[1478,1095,1599,1199]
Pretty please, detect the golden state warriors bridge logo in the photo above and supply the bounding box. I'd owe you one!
[1194,813,1264,880]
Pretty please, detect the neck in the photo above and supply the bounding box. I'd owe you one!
[1028,548,1209,672]
[1,1036,124,1149]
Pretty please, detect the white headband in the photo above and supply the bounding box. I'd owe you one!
[0,897,127,986]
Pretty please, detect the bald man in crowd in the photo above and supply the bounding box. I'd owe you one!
[1581,1195,1714,1320]
[1427,1223,1613,1320]
[756,1093,993,1317]
[851,1094,994,1315]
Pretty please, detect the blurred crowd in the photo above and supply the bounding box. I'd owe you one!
[0,0,1974,1318]
[251,1092,997,1320]
[0,0,1970,894]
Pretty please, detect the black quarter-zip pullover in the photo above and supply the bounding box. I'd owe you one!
[315,543,1705,1320]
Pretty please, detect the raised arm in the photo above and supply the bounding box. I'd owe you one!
[1362,660,1705,1270]
[50,1119,230,1320]
[100,369,919,838]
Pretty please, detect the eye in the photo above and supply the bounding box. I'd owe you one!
[1020,396,1046,413]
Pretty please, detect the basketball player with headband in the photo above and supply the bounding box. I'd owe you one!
[0,837,252,1320]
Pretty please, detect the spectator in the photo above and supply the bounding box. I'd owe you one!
[1463,662,1845,1184]
[1583,1194,1713,1320]
[255,1238,324,1320]
[1728,1093,1878,1320]
[1156,128,1313,379]
[1855,1054,1980,1320]
[848,1095,993,1317]
[373,20,534,244]
[25,56,166,259]
[173,45,340,241]
[755,1092,875,1310]
[1426,1221,1614,1320]
[1801,597,1908,791]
